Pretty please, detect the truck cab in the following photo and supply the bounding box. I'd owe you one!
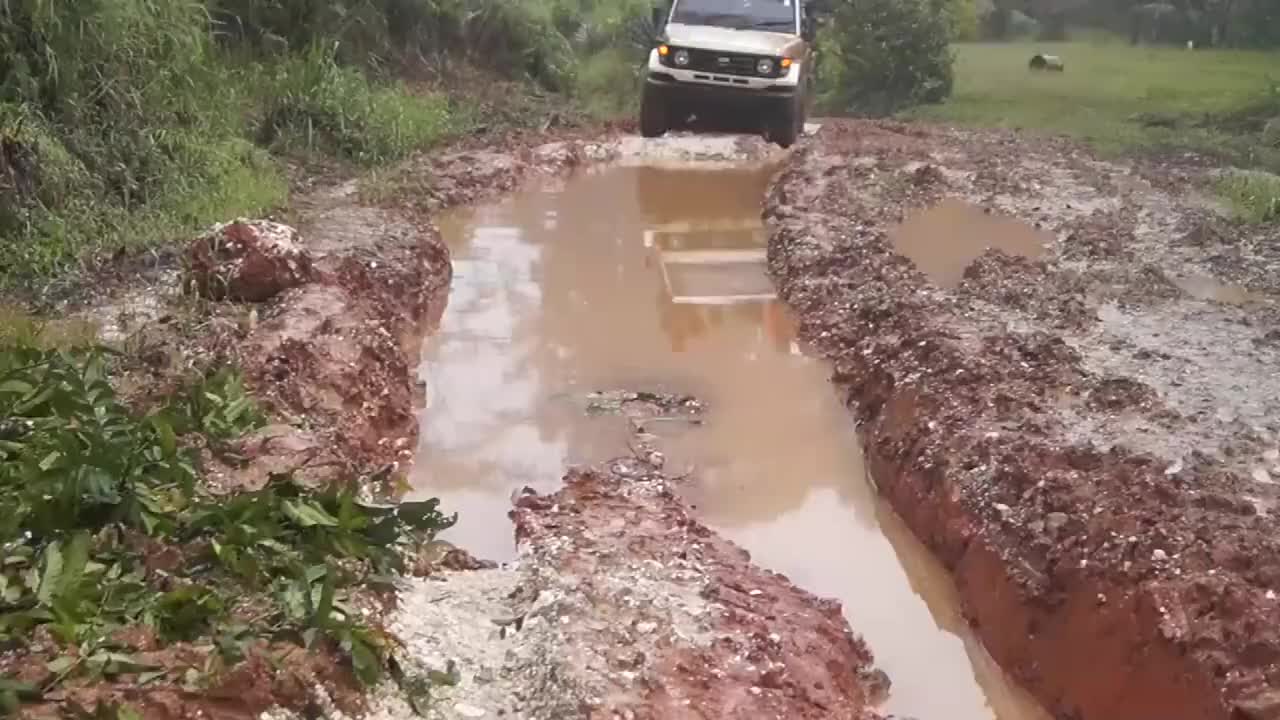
[642,0,817,148]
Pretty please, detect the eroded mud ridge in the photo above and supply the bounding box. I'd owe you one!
[767,120,1280,720]
[369,462,883,720]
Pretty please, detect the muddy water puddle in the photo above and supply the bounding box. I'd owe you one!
[412,163,1049,720]
[890,199,1052,287]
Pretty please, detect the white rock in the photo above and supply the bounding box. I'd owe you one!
[1152,549,1169,561]
[454,703,487,718]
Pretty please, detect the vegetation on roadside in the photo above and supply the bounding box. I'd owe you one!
[0,339,455,716]
[0,0,660,292]
[907,41,1280,175]
[1216,169,1280,223]
[816,0,957,116]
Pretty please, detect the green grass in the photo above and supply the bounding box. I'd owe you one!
[908,41,1280,170]
[1216,169,1280,222]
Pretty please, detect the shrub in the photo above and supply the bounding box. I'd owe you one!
[256,45,454,164]
[817,0,956,116]
[0,343,456,713]
[949,0,982,41]
[1216,169,1280,224]
[575,48,643,118]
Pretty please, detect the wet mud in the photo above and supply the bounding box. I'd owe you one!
[410,155,1049,720]
[767,119,1280,720]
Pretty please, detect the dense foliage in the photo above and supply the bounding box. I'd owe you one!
[817,0,957,116]
[0,0,654,290]
[0,343,455,714]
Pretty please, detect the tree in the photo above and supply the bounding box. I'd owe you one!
[817,0,955,116]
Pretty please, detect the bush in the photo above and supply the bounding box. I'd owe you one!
[0,343,456,713]
[949,0,982,41]
[256,45,454,164]
[817,0,956,116]
[575,48,643,118]
[1216,169,1280,223]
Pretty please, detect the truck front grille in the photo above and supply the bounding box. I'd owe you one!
[683,49,761,77]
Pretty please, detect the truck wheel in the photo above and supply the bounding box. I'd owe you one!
[768,98,802,149]
[640,85,668,138]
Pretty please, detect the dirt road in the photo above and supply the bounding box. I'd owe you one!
[49,117,1278,720]
[768,119,1280,720]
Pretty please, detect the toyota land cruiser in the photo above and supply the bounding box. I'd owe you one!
[642,0,817,148]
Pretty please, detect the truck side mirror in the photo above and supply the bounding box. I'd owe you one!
[652,5,668,32]
[801,17,817,41]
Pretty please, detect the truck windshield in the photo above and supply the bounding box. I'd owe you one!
[669,0,797,33]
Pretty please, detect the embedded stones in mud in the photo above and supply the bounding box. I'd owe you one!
[767,119,1280,720]
[365,462,886,720]
[186,219,315,302]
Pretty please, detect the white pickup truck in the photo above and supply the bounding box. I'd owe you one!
[642,0,818,148]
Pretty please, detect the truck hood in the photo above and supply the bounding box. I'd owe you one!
[664,23,801,56]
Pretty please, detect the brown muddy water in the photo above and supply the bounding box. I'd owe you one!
[889,198,1051,287]
[411,162,1051,720]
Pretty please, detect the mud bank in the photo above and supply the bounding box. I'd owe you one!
[208,131,892,718]
[364,463,885,720]
[766,119,1280,720]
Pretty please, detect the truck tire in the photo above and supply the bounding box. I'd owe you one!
[768,97,802,149]
[640,85,668,138]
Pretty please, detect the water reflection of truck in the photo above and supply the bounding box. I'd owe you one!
[633,164,773,223]
[645,221,796,354]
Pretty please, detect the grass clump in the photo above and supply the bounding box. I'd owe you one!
[1216,170,1280,223]
[0,343,455,716]
[257,46,455,165]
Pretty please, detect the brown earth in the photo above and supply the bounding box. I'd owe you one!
[766,119,1280,720]
[16,125,894,719]
[510,465,887,720]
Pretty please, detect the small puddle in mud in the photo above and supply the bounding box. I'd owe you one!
[890,199,1051,287]
[1174,272,1260,305]
[412,160,1051,720]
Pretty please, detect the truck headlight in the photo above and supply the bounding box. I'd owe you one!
[756,58,775,76]
[674,49,691,67]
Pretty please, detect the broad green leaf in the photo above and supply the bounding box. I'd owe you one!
[46,656,76,675]
[314,573,335,629]
[282,500,340,528]
[348,635,382,687]
[0,379,34,395]
[60,532,91,596]
[149,415,177,456]
[37,450,63,472]
[37,542,64,605]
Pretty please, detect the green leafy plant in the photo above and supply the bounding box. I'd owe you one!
[817,0,956,116]
[1216,169,1280,223]
[0,343,455,713]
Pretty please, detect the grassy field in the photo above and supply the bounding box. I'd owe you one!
[908,42,1280,170]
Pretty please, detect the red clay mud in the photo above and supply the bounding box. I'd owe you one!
[766,119,1280,720]
[505,464,888,720]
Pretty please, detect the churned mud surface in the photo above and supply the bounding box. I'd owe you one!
[403,146,1058,720]
[766,119,1280,720]
[365,458,885,720]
